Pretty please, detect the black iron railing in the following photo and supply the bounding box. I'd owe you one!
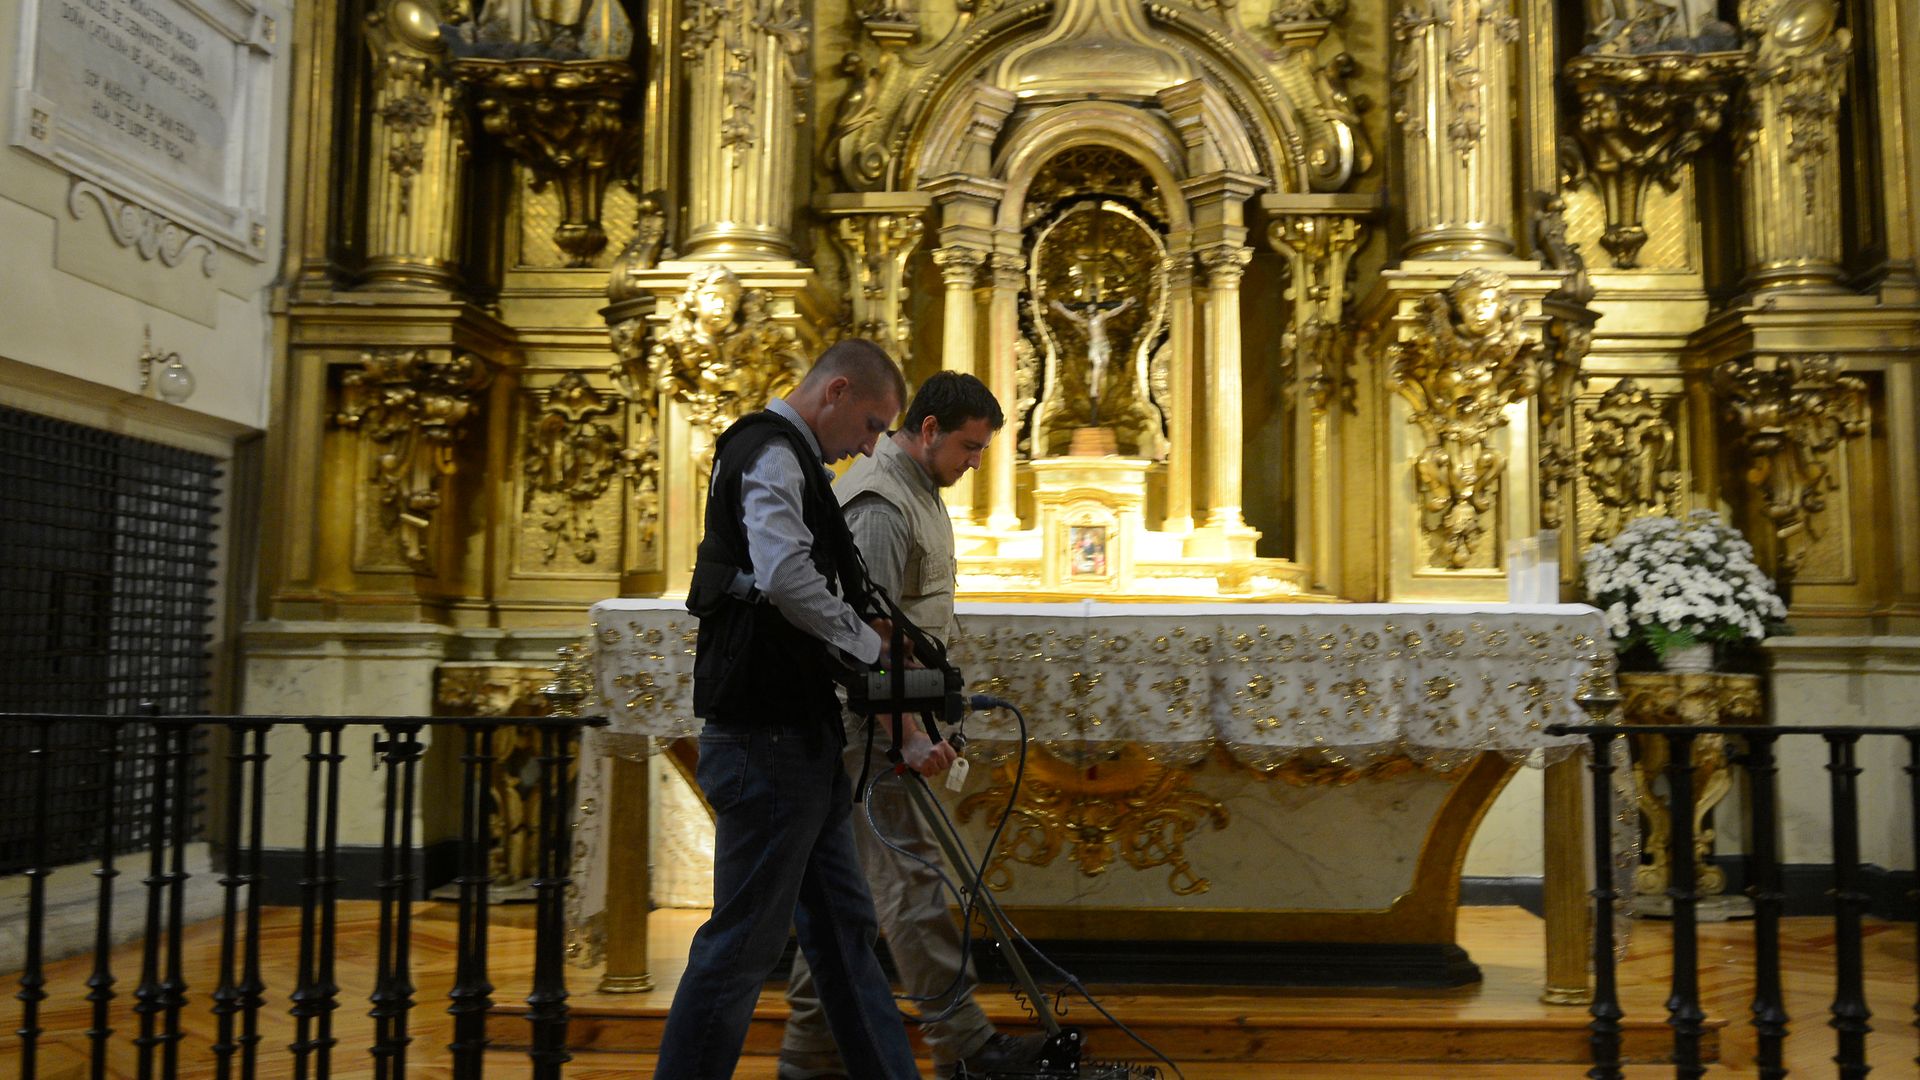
[7,710,603,1080]
[1550,718,1920,1080]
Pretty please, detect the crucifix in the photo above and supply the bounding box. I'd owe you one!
[1049,296,1135,426]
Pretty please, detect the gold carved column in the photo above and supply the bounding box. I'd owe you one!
[1390,0,1521,259]
[362,0,467,287]
[1186,174,1264,552]
[679,0,812,259]
[1264,197,1371,587]
[1197,241,1255,541]
[1619,672,1765,919]
[930,242,986,520]
[1736,0,1851,293]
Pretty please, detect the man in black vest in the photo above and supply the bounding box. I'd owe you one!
[655,338,920,1080]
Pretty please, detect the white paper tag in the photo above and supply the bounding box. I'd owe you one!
[945,755,971,792]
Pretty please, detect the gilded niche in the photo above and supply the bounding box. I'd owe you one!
[1026,182,1171,458]
[523,372,625,564]
[1582,378,1682,543]
[333,350,492,566]
[1389,269,1536,569]
[1713,354,1868,574]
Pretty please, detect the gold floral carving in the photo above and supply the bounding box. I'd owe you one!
[524,372,625,564]
[607,195,670,301]
[956,745,1229,896]
[1267,15,1375,192]
[454,58,638,266]
[1618,672,1763,901]
[680,0,812,154]
[333,350,492,565]
[612,267,809,474]
[1713,354,1868,575]
[824,52,891,190]
[1582,378,1682,543]
[1267,212,1366,415]
[1561,50,1748,268]
[1252,752,1422,787]
[1389,269,1536,568]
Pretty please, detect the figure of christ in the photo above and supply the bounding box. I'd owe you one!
[1049,296,1136,426]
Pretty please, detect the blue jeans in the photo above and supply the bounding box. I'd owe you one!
[653,723,920,1080]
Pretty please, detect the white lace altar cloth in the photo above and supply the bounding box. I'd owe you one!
[588,599,1610,766]
[567,599,1619,966]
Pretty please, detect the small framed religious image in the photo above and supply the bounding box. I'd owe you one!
[1069,525,1108,577]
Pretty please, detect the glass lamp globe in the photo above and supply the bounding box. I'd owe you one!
[155,358,196,404]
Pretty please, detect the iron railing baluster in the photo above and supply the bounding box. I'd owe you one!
[371,724,424,1080]
[160,722,194,1077]
[16,719,54,1080]
[133,708,172,1080]
[526,725,579,1080]
[1584,730,1625,1080]
[213,724,248,1080]
[240,725,269,1080]
[1827,732,1870,1079]
[317,724,345,1078]
[85,721,122,1080]
[1665,730,1706,1078]
[448,724,495,1080]
[1743,731,1789,1080]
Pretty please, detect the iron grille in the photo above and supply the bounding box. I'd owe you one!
[0,405,221,873]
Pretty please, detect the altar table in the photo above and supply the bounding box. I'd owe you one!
[572,600,1614,996]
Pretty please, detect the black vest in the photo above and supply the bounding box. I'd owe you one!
[687,410,869,728]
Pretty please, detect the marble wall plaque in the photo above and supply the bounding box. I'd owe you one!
[11,0,278,258]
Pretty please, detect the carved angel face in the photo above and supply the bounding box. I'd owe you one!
[691,278,742,337]
[1454,285,1505,339]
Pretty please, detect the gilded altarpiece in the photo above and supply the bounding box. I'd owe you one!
[260,0,1920,1005]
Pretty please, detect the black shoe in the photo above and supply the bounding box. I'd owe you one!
[950,1031,1050,1077]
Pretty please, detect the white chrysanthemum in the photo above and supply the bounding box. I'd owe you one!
[1579,511,1788,653]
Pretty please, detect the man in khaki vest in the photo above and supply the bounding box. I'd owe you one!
[780,372,1045,1079]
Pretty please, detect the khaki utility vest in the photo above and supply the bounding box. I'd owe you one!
[835,437,958,646]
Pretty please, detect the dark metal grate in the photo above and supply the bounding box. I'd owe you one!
[0,405,221,873]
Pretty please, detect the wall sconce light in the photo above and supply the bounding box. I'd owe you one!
[138,327,196,404]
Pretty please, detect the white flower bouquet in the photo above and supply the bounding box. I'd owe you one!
[1581,511,1788,659]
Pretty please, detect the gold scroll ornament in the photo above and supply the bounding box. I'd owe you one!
[1389,268,1537,569]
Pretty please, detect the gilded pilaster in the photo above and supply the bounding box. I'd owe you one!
[1735,0,1851,293]
[1264,195,1371,587]
[1389,0,1520,259]
[984,250,1027,532]
[680,0,812,259]
[362,0,467,288]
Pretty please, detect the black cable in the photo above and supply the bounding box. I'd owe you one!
[913,702,1187,1080]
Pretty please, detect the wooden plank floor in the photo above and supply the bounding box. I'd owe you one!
[5,901,1915,1077]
